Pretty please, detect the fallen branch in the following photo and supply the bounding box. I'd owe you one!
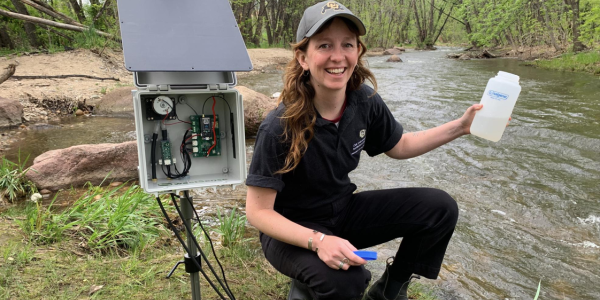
[12,74,120,81]
[0,8,121,43]
[20,0,83,27]
[0,63,17,85]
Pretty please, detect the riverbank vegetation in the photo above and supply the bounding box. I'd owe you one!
[1,0,599,74]
[526,50,600,74]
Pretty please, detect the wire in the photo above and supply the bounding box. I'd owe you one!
[202,94,231,115]
[162,99,192,125]
[206,97,217,157]
[183,191,235,298]
[171,193,236,300]
[155,195,230,300]
[186,102,199,116]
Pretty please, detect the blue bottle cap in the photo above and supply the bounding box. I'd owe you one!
[353,250,377,260]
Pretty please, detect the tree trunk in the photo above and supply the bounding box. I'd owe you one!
[564,0,585,51]
[541,1,561,52]
[0,24,14,49]
[253,0,266,47]
[93,0,112,24]
[68,0,85,23]
[10,0,40,48]
[505,29,518,53]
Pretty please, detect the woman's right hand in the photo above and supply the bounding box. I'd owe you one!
[315,235,367,270]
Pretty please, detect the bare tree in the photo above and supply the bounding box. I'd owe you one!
[10,0,40,48]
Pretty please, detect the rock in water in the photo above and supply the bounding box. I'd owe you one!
[26,141,139,191]
[386,55,403,62]
[237,86,277,137]
[87,86,135,117]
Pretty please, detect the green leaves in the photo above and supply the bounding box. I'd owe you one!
[0,155,36,203]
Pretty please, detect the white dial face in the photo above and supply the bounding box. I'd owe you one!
[152,96,173,115]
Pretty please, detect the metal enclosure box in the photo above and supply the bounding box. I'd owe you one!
[117,0,252,194]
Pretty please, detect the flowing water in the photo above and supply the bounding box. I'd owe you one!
[242,49,600,299]
[2,48,599,299]
[2,116,136,165]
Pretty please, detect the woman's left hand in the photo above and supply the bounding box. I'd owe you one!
[458,104,483,135]
[458,104,512,135]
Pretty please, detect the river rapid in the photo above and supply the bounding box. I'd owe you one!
[3,48,598,299]
[243,48,600,299]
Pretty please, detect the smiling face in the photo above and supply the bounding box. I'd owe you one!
[296,18,361,97]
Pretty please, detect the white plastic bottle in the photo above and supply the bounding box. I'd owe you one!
[470,71,521,142]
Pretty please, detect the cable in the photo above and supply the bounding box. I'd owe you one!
[202,94,231,114]
[206,97,217,157]
[186,102,199,116]
[202,94,236,159]
[171,193,236,300]
[155,195,230,300]
[151,121,160,181]
[183,190,235,297]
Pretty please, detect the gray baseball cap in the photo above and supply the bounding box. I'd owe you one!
[296,1,366,43]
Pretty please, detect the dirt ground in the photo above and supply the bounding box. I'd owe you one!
[0,48,293,102]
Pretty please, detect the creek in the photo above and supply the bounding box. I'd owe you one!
[2,48,599,299]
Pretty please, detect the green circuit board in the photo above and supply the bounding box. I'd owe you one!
[190,115,221,157]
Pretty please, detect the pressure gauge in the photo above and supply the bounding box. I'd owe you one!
[152,96,174,115]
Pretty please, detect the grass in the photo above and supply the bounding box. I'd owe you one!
[0,184,290,299]
[0,154,37,203]
[0,180,441,299]
[526,50,600,75]
[215,207,249,248]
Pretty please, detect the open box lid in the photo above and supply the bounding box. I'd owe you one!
[117,0,253,78]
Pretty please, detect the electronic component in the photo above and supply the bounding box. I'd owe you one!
[161,141,172,165]
[190,115,221,157]
[145,96,177,121]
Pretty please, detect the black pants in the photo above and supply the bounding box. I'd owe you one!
[260,187,459,300]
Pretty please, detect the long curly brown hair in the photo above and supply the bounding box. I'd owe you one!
[275,17,377,174]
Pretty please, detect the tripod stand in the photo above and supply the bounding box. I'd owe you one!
[157,191,235,300]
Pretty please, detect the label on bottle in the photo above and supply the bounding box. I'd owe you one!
[488,90,509,101]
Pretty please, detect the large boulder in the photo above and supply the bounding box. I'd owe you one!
[26,141,139,191]
[88,86,135,117]
[237,86,277,137]
[0,97,23,128]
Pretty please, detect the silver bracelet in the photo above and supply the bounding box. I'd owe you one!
[308,237,313,251]
[320,233,325,241]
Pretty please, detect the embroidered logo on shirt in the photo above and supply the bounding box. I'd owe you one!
[352,137,366,155]
[359,129,366,138]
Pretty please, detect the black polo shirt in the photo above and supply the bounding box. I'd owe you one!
[246,84,403,222]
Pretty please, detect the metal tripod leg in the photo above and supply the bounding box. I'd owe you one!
[181,192,202,300]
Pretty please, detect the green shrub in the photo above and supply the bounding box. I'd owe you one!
[0,155,37,203]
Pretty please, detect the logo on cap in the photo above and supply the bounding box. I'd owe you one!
[322,1,344,14]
